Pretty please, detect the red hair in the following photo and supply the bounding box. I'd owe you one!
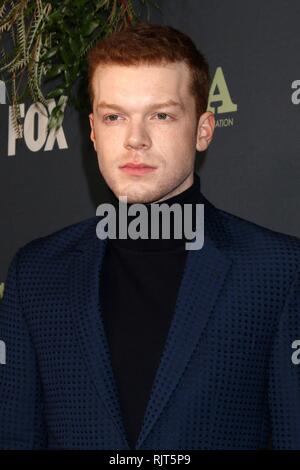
[87,22,210,120]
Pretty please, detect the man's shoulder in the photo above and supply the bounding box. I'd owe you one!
[217,205,299,242]
[212,203,300,265]
[17,215,99,265]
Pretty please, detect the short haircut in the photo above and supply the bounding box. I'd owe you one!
[87,22,210,120]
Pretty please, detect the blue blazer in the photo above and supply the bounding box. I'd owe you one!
[0,191,299,450]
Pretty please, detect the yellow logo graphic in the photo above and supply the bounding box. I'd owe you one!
[207,67,237,127]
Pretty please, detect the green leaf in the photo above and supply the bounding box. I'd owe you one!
[59,46,73,65]
[40,47,57,62]
[49,105,65,130]
[82,20,100,37]
[69,36,81,55]
[47,87,65,98]
[74,0,87,8]
[45,64,65,79]
[57,94,68,107]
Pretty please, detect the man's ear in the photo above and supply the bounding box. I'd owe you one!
[89,112,97,151]
[196,111,215,152]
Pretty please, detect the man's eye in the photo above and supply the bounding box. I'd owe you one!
[155,113,170,120]
[104,114,120,122]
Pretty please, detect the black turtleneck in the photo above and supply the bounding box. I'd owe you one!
[99,173,201,449]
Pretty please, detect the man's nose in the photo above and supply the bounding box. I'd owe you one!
[124,120,151,150]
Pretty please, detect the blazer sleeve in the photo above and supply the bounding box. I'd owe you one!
[268,269,300,449]
[0,249,47,449]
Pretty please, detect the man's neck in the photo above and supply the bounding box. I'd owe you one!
[106,172,202,251]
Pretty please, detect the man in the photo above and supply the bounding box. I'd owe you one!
[0,22,299,450]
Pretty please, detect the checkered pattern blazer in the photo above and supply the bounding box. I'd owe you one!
[0,191,299,449]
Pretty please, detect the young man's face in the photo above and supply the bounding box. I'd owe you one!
[89,61,215,203]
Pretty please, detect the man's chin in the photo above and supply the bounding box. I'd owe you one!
[117,194,156,204]
[114,189,161,204]
[113,182,161,204]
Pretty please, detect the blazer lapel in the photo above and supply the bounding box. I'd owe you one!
[69,193,233,451]
[135,197,233,449]
[69,219,130,449]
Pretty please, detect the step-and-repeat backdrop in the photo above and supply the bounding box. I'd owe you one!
[1,0,300,297]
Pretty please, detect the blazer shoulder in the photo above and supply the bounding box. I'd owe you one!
[17,215,98,263]
[212,204,300,266]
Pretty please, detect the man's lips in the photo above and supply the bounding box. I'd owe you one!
[121,163,155,169]
[120,163,157,175]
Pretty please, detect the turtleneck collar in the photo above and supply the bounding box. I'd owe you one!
[106,172,202,252]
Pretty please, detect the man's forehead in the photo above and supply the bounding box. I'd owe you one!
[93,62,190,88]
[92,62,191,102]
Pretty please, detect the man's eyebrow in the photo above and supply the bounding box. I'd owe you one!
[96,100,185,111]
